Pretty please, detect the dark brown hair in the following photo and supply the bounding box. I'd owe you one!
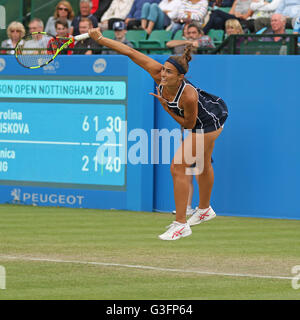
[55,19,69,29]
[169,44,193,74]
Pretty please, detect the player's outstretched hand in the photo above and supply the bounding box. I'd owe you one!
[88,28,102,41]
[150,87,169,111]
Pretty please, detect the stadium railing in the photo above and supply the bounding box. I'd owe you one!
[211,34,299,55]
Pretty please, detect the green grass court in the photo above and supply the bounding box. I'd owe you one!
[0,204,299,300]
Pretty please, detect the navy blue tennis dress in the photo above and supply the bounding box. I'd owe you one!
[158,79,228,133]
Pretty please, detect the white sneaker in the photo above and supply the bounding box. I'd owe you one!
[186,207,195,216]
[187,206,216,226]
[158,222,192,240]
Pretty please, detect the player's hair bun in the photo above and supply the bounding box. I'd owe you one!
[183,44,193,63]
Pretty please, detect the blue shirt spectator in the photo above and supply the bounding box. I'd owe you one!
[293,16,300,43]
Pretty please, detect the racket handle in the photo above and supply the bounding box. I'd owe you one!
[74,33,90,41]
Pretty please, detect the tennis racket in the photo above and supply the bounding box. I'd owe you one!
[15,32,90,69]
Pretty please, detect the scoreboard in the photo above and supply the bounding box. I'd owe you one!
[0,76,127,190]
[0,55,155,211]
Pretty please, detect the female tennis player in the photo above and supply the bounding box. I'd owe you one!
[88,28,228,240]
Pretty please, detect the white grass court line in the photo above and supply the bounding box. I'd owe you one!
[0,255,293,281]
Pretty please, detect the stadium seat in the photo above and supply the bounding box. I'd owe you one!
[218,7,231,13]
[138,30,172,54]
[208,29,224,45]
[173,29,183,40]
[102,30,115,39]
[126,30,147,48]
[285,29,294,34]
[138,41,172,54]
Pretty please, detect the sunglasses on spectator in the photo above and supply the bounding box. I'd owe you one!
[58,7,68,11]
[11,29,21,32]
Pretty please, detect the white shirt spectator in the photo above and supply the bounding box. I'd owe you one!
[250,0,281,19]
[169,0,208,24]
[159,0,182,19]
[101,0,135,22]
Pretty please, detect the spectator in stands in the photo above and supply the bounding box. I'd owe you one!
[166,22,215,54]
[45,1,75,35]
[94,0,113,22]
[140,0,182,35]
[245,0,281,33]
[182,22,191,38]
[125,0,160,30]
[47,19,74,55]
[169,0,209,36]
[28,17,44,33]
[99,0,135,30]
[224,18,245,53]
[71,0,98,36]
[203,0,253,34]
[293,16,300,45]
[261,13,287,41]
[106,20,134,54]
[1,21,25,55]
[255,0,300,31]
[225,18,244,36]
[74,17,102,54]
[24,18,50,49]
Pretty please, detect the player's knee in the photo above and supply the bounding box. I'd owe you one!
[201,161,213,175]
[170,163,185,177]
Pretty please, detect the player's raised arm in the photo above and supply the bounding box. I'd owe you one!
[88,28,162,84]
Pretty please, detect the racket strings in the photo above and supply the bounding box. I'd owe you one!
[15,33,61,68]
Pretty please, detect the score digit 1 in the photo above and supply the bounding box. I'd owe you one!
[82,116,100,132]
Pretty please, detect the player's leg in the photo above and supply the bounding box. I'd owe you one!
[188,127,223,226]
[171,131,203,223]
[159,132,199,240]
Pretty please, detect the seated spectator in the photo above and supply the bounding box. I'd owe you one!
[100,0,135,30]
[255,0,300,31]
[293,16,300,45]
[225,18,244,36]
[74,17,102,54]
[166,22,215,54]
[140,0,182,35]
[169,0,209,36]
[203,0,253,34]
[125,0,160,30]
[247,0,281,33]
[71,0,98,36]
[105,21,134,54]
[182,22,191,38]
[94,0,113,22]
[47,19,74,55]
[261,13,287,41]
[170,21,191,39]
[1,21,25,55]
[24,18,51,50]
[28,17,44,33]
[224,18,245,53]
[45,1,75,35]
